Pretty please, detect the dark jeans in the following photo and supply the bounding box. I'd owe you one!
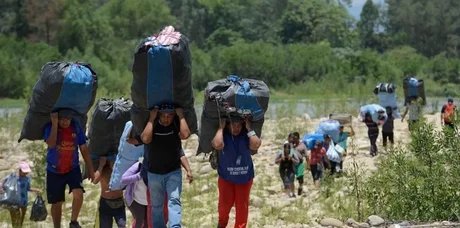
[369,132,379,156]
[128,200,148,228]
[382,131,394,147]
[99,197,126,228]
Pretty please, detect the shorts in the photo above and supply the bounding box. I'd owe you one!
[99,197,126,228]
[46,167,85,204]
[310,164,323,181]
[295,162,305,177]
[280,170,295,189]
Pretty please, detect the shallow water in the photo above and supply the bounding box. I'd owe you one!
[0,97,448,120]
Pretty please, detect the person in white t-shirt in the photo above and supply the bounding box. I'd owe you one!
[121,162,149,228]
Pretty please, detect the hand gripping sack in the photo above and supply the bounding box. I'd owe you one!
[359,104,388,125]
[30,195,48,221]
[19,62,97,142]
[302,134,325,149]
[197,75,270,155]
[0,173,21,208]
[87,98,132,156]
[315,120,341,143]
[108,121,145,191]
[130,25,197,134]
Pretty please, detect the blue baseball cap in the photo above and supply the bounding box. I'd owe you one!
[157,103,175,113]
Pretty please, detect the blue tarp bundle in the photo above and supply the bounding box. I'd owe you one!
[109,121,144,191]
[302,133,325,149]
[18,62,97,142]
[359,104,388,125]
[130,26,197,135]
[197,75,270,155]
[403,77,426,105]
[315,120,341,143]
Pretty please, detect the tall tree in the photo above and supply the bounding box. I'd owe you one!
[357,0,379,49]
[385,0,460,57]
[27,0,63,44]
[279,0,354,47]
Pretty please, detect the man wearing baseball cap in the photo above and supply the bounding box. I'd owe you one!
[136,103,193,228]
[441,97,456,129]
[0,161,41,227]
[44,109,95,228]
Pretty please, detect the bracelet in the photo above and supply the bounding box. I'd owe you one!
[247,130,256,138]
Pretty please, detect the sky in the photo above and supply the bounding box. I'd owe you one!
[347,0,385,19]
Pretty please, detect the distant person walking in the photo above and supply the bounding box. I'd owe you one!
[44,110,95,228]
[0,162,42,228]
[402,96,423,131]
[275,142,299,198]
[287,132,308,196]
[363,113,380,156]
[337,125,354,170]
[212,117,261,228]
[382,107,395,148]
[441,97,456,129]
[308,141,329,190]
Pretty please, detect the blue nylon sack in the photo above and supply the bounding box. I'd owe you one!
[377,92,401,119]
[108,121,144,191]
[19,62,97,142]
[359,104,388,125]
[302,133,325,149]
[315,120,341,143]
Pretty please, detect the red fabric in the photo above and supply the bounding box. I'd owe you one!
[57,127,75,173]
[145,190,168,228]
[309,148,326,165]
[444,103,455,122]
[218,177,253,228]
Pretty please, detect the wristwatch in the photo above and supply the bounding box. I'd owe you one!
[247,130,256,138]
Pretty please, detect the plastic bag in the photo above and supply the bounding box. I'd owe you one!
[30,195,48,221]
[315,119,341,143]
[0,173,21,207]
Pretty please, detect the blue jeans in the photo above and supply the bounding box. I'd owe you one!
[148,168,182,228]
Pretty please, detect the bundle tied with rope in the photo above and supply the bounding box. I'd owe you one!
[197,75,270,157]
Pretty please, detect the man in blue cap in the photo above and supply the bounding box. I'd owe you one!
[137,103,192,228]
[441,97,456,129]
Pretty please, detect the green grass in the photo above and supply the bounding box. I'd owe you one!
[0,98,26,108]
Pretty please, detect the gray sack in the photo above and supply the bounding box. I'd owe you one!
[18,62,97,142]
[196,77,270,155]
[87,98,132,156]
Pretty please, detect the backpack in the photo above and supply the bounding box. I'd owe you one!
[444,104,456,123]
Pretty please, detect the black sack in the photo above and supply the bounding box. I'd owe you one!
[87,98,132,156]
[18,62,97,142]
[131,26,197,134]
[30,195,48,222]
[374,83,396,95]
[196,76,270,155]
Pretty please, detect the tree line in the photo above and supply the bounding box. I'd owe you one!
[1,0,460,99]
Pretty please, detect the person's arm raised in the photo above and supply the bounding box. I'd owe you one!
[141,109,158,144]
[211,119,226,151]
[246,120,261,151]
[176,108,191,140]
[45,113,59,148]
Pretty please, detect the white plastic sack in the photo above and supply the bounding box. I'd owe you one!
[326,142,341,163]
[359,104,388,125]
